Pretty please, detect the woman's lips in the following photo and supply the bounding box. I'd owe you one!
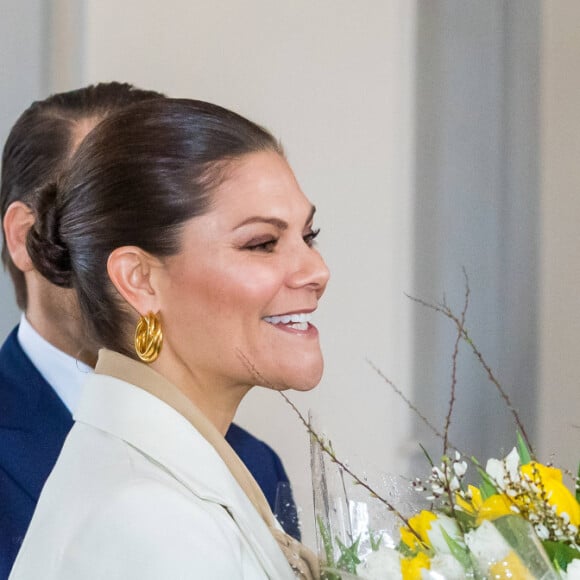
[263,312,311,330]
[262,312,318,334]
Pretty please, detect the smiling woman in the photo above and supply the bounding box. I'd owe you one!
[9,99,327,580]
[151,151,328,426]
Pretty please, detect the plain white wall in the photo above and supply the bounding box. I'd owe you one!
[72,0,417,545]
[539,1,580,474]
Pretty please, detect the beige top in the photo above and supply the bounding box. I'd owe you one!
[96,350,319,580]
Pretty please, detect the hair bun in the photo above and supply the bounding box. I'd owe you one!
[26,181,73,288]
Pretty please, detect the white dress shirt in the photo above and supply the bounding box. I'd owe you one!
[17,314,92,413]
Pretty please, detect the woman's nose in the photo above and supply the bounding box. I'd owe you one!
[287,246,330,296]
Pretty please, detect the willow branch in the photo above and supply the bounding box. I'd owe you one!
[366,359,440,438]
[406,285,534,458]
[443,276,469,458]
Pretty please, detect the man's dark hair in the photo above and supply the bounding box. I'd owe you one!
[0,82,164,309]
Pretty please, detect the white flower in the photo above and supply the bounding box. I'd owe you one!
[423,554,465,580]
[360,545,402,580]
[453,460,468,478]
[449,476,460,492]
[485,458,506,488]
[427,514,462,555]
[560,558,580,579]
[432,466,445,480]
[485,447,520,489]
[431,483,444,496]
[464,520,510,573]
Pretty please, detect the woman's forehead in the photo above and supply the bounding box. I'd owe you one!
[208,151,311,217]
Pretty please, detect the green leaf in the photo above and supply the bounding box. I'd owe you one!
[369,529,383,552]
[543,541,580,572]
[440,527,472,571]
[475,466,498,500]
[419,443,435,467]
[453,508,477,531]
[396,539,433,560]
[516,432,532,465]
[317,516,336,570]
[335,536,361,574]
[320,571,343,580]
[397,539,415,558]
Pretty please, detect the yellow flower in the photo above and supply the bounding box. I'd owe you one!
[477,494,514,525]
[488,550,534,579]
[401,552,430,580]
[456,485,513,524]
[400,510,437,550]
[520,462,580,526]
[456,485,483,514]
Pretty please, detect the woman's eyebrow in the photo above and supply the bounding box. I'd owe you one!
[234,205,316,230]
[234,216,288,230]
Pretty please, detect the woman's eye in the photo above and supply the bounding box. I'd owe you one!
[303,228,320,247]
[244,238,278,252]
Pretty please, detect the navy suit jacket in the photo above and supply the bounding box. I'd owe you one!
[0,327,299,578]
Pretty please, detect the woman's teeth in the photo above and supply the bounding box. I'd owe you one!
[263,313,312,331]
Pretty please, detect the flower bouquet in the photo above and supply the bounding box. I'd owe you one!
[310,435,580,579]
[290,279,580,579]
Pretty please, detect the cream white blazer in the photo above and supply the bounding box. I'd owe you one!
[9,352,296,579]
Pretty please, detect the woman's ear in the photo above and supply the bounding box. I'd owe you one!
[107,247,162,315]
[3,202,35,272]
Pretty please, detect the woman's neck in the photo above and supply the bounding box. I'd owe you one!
[150,357,252,435]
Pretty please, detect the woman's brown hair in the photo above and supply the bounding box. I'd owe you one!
[26,98,282,357]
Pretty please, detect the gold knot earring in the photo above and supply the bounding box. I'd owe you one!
[134,311,163,363]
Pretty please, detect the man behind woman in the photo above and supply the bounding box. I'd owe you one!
[0,84,301,577]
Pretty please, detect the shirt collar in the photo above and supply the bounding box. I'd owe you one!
[17,314,93,413]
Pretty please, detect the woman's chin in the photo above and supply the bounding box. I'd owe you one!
[271,361,324,392]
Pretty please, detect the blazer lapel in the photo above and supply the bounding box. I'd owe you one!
[75,370,295,580]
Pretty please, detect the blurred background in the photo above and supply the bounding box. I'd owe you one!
[1,0,578,546]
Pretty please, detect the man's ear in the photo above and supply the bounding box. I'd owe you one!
[107,247,162,315]
[3,202,35,272]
